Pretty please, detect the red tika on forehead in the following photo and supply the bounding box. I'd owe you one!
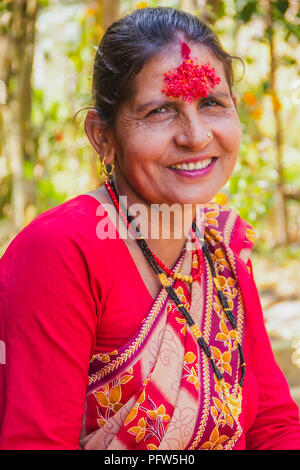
[181,41,191,59]
[162,53,221,102]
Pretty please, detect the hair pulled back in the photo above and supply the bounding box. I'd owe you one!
[92,7,243,126]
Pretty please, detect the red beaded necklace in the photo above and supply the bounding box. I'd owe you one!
[104,179,204,284]
[105,177,245,388]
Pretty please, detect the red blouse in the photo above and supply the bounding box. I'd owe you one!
[0,194,299,450]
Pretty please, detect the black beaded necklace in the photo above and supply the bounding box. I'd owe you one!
[106,178,245,388]
[192,219,245,387]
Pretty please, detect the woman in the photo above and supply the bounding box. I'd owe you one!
[1,7,300,450]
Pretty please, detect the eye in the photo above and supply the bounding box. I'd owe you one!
[202,99,221,107]
[148,106,168,115]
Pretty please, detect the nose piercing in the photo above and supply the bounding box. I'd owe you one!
[207,132,213,140]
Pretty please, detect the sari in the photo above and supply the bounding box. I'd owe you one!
[80,203,255,450]
[1,189,300,449]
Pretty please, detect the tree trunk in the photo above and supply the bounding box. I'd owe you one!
[263,0,289,245]
[1,0,38,230]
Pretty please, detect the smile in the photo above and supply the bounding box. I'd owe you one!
[169,158,213,171]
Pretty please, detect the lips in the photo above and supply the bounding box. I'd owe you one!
[167,156,217,178]
[170,157,213,171]
[168,155,217,171]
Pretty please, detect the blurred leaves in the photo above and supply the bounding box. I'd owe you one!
[273,0,289,15]
[234,0,259,23]
[0,0,300,255]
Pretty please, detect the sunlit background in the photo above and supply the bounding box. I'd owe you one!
[0,0,300,405]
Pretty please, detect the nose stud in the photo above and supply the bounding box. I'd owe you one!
[207,132,213,140]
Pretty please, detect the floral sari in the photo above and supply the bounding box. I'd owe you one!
[79,204,255,450]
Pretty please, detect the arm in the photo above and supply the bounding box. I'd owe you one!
[0,218,98,449]
[244,260,300,450]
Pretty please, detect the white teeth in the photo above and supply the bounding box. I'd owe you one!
[171,158,212,171]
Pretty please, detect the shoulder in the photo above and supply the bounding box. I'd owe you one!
[202,202,256,259]
[1,194,102,267]
[25,194,100,236]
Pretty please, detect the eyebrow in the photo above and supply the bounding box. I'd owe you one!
[206,92,231,99]
[135,92,231,112]
[135,100,170,113]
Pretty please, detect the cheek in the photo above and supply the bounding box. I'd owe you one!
[116,133,165,171]
[217,117,242,155]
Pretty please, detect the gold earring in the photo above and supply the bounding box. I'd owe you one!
[99,157,115,180]
[207,132,213,140]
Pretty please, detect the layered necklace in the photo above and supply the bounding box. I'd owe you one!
[105,178,245,389]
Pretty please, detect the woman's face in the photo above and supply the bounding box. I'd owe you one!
[106,43,242,206]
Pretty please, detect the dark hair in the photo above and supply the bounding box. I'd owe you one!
[92,7,244,126]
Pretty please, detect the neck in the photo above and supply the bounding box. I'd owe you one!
[110,176,198,269]
[113,178,197,239]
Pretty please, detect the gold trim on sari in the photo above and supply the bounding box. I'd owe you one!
[80,203,249,450]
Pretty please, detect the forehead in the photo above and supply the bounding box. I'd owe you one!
[132,44,229,104]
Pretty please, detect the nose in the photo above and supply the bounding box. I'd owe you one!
[174,112,213,151]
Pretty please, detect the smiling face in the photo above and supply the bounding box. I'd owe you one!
[105,43,242,206]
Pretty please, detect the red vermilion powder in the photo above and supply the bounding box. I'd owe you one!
[162,58,221,102]
[181,41,191,60]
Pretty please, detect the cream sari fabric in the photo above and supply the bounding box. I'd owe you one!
[80,193,254,450]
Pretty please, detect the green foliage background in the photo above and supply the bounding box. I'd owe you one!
[0,0,300,257]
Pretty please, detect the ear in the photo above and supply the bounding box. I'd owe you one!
[84,109,115,164]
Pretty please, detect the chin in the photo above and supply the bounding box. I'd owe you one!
[173,191,219,206]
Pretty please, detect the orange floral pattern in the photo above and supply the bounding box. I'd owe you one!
[168,285,189,336]
[189,204,245,450]
[204,205,220,227]
[200,426,230,450]
[124,389,146,426]
[93,370,134,428]
[90,349,118,364]
[128,417,147,442]
[183,351,199,391]
[83,203,251,450]
[126,396,171,446]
